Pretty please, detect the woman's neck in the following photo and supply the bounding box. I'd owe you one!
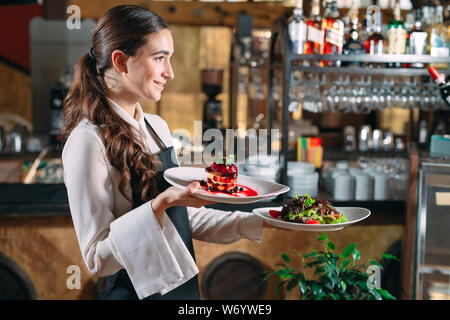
[108,92,138,119]
[104,70,139,119]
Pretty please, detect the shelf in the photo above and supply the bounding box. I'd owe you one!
[290,65,447,76]
[291,54,450,64]
[323,149,409,160]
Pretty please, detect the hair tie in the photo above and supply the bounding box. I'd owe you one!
[88,47,96,61]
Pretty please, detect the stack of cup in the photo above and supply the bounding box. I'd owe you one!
[287,161,319,198]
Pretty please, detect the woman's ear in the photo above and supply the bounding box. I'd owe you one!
[111,50,128,73]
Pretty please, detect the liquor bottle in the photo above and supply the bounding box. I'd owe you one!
[409,9,428,68]
[428,66,450,107]
[387,0,407,67]
[288,0,307,55]
[428,5,449,69]
[304,0,322,56]
[321,0,344,66]
[404,11,414,55]
[364,7,385,55]
[418,119,429,150]
[343,0,364,66]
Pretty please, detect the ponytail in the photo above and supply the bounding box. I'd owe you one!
[62,5,167,203]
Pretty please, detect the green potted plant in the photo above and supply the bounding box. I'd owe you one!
[265,233,398,300]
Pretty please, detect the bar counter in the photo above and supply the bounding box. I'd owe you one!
[0,182,406,225]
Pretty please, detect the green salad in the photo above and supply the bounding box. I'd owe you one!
[280,194,347,225]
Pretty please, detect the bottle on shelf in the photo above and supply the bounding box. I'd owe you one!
[304,0,323,56]
[428,66,450,107]
[409,9,428,68]
[364,6,385,55]
[343,0,364,66]
[418,119,429,150]
[321,0,344,66]
[404,10,414,56]
[387,0,407,67]
[428,5,449,69]
[288,0,307,55]
[421,2,434,31]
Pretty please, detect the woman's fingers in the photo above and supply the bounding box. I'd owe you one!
[182,181,200,197]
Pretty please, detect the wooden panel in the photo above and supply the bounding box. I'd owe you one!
[0,62,32,126]
[0,216,97,299]
[194,224,403,300]
[68,0,293,28]
[402,144,419,300]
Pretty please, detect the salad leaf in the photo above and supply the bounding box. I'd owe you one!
[304,193,315,207]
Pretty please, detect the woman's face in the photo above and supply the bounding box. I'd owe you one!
[124,29,174,102]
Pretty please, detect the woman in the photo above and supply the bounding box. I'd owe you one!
[62,5,265,300]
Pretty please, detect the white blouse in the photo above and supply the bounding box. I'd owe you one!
[62,99,263,300]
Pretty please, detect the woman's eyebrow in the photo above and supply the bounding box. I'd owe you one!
[151,50,170,56]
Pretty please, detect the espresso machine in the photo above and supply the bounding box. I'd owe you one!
[201,69,224,133]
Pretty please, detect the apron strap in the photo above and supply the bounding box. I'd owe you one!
[143,115,168,151]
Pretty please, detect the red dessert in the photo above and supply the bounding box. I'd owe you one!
[204,155,239,193]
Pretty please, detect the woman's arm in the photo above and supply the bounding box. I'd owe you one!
[187,206,264,244]
[63,124,199,299]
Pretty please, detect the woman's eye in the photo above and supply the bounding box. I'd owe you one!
[155,56,164,61]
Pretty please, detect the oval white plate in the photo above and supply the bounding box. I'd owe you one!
[252,207,371,231]
[164,167,290,204]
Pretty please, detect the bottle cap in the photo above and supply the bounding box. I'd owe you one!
[310,137,322,147]
[428,66,445,83]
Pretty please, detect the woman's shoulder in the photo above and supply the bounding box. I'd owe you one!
[69,119,103,140]
[62,119,104,158]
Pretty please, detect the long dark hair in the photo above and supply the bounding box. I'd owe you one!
[63,5,169,203]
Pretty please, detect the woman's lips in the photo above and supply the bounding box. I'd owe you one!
[153,81,165,89]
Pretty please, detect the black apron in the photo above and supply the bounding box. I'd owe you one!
[98,117,200,300]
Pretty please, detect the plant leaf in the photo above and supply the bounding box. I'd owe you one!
[298,279,307,295]
[368,260,383,269]
[286,278,298,291]
[281,252,290,263]
[340,280,347,291]
[341,258,351,268]
[311,283,323,297]
[318,233,328,242]
[376,288,397,300]
[341,243,357,258]
[328,241,336,250]
[304,251,319,258]
[353,249,361,261]
[381,253,399,261]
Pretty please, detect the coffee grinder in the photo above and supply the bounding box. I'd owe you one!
[201,69,224,133]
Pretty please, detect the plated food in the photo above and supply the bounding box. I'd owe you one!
[163,156,290,204]
[199,155,258,197]
[252,194,370,231]
[203,154,240,193]
[269,194,347,225]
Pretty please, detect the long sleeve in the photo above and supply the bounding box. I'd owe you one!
[188,206,263,244]
[62,121,198,299]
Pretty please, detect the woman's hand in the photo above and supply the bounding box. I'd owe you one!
[151,181,215,217]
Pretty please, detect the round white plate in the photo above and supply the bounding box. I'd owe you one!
[163,167,290,204]
[252,206,371,231]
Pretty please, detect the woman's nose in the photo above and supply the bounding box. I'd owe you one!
[162,61,174,80]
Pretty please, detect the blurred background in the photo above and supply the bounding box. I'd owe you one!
[0,0,449,300]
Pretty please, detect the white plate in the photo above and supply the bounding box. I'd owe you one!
[163,167,290,204]
[252,206,371,231]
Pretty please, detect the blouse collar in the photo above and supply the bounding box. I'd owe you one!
[106,98,147,131]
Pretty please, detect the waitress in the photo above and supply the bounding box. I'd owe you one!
[62,5,266,300]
